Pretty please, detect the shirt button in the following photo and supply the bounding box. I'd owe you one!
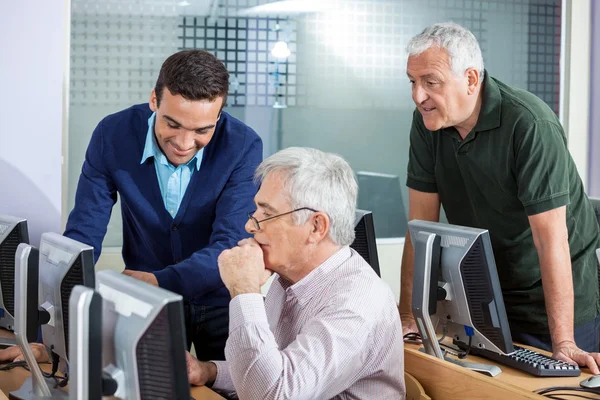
[170,209,175,215]
[283,317,290,323]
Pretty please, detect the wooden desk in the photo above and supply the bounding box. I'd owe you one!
[404,342,597,399]
[0,364,223,400]
[0,330,223,399]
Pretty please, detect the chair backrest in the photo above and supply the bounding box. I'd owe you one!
[404,371,431,400]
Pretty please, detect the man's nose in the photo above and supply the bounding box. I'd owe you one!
[413,84,429,105]
[177,130,196,150]
[245,217,257,234]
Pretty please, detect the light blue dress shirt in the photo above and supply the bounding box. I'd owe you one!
[140,113,203,217]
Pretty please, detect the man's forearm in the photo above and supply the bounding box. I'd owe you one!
[537,242,575,348]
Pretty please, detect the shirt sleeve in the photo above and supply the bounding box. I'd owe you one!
[211,360,237,398]
[224,294,374,400]
[64,120,117,261]
[153,132,263,299]
[406,109,438,193]
[514,119,570,215]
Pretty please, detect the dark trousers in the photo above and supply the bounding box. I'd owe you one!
[512,314,600,353]
[184,304,229,361]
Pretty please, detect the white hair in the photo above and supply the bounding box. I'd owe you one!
[254,147,357,246]
[406,22,484,78]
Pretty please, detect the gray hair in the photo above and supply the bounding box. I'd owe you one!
[254,147,357,246]
[406,22,484,78]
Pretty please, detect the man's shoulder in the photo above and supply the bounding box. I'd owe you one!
[328,256,398,316]
[493,77,559,124]
[218,111,261,143]
[98,103,152,136]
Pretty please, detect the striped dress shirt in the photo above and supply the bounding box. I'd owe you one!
[212,246,406,399]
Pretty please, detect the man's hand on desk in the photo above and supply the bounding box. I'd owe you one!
[400,314,418,336]
[0,343,48,364]
[186,351,217,386]
[553,340,600,375]
[122,270,159,286]
[399,309,421,340]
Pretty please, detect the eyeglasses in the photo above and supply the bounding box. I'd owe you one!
[247,207,318,230]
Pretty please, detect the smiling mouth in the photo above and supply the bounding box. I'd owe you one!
[421,107,436,113]
[170,143,194,156]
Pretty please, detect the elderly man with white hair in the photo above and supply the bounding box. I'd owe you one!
[399,22,600,372]
[186,147,406,399]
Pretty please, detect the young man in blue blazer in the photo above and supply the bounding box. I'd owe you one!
[64,50,263,360]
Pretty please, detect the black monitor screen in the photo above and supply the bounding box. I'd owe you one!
[351,210,380,277]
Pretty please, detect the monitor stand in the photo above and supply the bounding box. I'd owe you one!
[411,230,502,378]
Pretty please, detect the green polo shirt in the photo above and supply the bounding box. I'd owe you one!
[407,73,600,335]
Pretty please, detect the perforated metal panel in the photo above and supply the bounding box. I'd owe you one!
[179,12,297,107]
[527,1,561,114]
[0,228,21,317]
[60,257,83,356]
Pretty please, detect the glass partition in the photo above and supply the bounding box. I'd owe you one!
[69,0,562,245]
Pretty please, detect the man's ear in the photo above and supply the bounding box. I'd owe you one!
[149,89,158,112]
[308,212,330,244]
[465,68,481,95]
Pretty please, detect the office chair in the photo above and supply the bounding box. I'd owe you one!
[405,372,431,400]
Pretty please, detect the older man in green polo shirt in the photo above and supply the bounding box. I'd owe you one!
[399,22,600,372]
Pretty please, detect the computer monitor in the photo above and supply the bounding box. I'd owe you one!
[11,233,95,400]
[356,171,408,238]
[350,210,381,276]
[0,215,29,336]
[69,270,189,400]
[3,243,43,351]
[408,220,514,361]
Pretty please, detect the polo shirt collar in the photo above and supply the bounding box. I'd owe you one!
[473,71,502,132]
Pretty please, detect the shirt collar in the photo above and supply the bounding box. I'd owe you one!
[472,71,502,132]
[279,246,352,307]
[140,112,202,171]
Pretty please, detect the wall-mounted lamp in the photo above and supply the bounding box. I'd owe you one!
[271,41,291,59]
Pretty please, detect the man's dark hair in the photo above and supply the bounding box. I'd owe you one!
[154,49,229,108]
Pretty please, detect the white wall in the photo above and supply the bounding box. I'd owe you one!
[0,0,69,246]
[561,0,591,188]
[377,238,404,304]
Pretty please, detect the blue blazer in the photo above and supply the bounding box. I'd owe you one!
[65,104,263,306]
